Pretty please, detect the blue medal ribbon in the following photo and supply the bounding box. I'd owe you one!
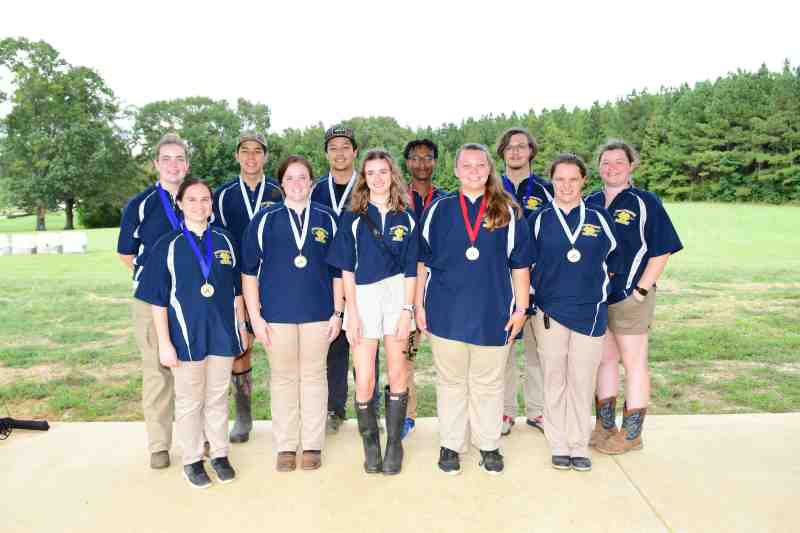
[156,182,181,230]
[502,174,535,206]
[181,224,213,281]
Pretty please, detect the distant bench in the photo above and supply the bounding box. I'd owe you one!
[0,232,88,255]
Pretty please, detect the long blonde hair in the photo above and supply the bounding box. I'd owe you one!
[455,143,521,229]
[349,149,409,214]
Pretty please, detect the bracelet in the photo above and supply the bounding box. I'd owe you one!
[236,319,248,330]
[635,286,648,297]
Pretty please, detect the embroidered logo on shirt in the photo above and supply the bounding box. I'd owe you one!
[525,196,541,210]
[215,250,233,265]
[390,225,409,242]
[614,209,637,225]
[581,224,601,237]
[312,227,329,244]
[260,201,276,209]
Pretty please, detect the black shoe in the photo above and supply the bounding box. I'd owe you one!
[525,415,545,434]
[551,455,571,470]
[571,457,592,472]
[478,449,504,475]
[210,456,236,483]
[382,387,409,476]
[438,447,461,475]
[182,461,212,489]
[355,400,382,474]
[325,411,343,434]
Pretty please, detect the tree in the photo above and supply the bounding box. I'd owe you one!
[0,37,135,230]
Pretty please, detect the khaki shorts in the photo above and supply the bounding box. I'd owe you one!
[345,273,416,340]
[608,287,657,335]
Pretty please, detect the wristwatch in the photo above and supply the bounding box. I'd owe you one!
[400,304,415,316]
[635,286,649,297]
[333,310,344,319]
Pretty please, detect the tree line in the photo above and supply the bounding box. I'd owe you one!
[1,37,798,230]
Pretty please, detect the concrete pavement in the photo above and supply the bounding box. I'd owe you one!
[2,414,798,532]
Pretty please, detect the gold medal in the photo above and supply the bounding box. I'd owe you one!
[566,248,581,263]
[200,282,215,298]
[294,255,308,269]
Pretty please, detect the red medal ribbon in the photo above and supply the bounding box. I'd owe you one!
[409,186,435,212]
[459,190,487,245]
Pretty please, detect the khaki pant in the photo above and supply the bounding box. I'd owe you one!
[534,314,603,457]
[132,299,174,453]
[503,317,544,419]
[267,322,330,452]
[430,334,509,452]
[172,355,234,465]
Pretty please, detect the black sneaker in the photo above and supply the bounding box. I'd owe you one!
[478,449,504,475]
[571,457,592,472]
[325,411,342,434]
[438,447,461,475]
[183,461,212,489]
[210,456,236,484]
[551,455,571,470]
[526,415,545,434]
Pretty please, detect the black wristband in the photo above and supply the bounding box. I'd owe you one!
[635,286,648,297]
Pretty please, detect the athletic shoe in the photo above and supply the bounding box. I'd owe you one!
[501,415,515,436]
[325,411,342,434]
[210,456,236,483]
[183,461,212,488]
[478,449,504,475]
[526,415,544,434]
[571,457,592,472]
[401,417,416,440]
[438,447,461,475]
[551,455,571,470]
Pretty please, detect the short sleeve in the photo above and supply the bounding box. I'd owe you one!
[403,212,419,277]
[526,211,541,265]
[645,195,684,257]
[134,238,171,307]
[241,212,265,276]
[418,204,434,265]
[326,213,357,272]
[509,212,532,269]
[117,198,140,255]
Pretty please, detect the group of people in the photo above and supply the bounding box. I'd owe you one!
[117,124,682,489]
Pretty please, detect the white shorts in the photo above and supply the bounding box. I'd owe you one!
[344,273,416,340]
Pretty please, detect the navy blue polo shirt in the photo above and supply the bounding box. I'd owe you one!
[241,202,340,324]
[409,186,446,221]
[134,225,244,362]
[213,176,284,245]
[326,205,419,285]
[420,193,532,347]
[585,187,683,304]
[310,172,356,217]
[117,184,184,287]
[503,173,554,219]
[530,202,621,337]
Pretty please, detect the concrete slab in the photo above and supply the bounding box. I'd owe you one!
[1,415,797,532]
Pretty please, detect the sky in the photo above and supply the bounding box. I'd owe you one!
[2,0,798,133]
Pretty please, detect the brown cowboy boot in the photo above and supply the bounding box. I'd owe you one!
[589,396,618,448]
[596,404,646,455]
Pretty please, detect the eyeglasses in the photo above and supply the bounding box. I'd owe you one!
[504,143,529,153]
[408,156,435,163]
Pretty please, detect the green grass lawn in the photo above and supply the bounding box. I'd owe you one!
[1,202,799,421]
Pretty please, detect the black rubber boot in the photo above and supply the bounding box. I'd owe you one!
[355,399,382,474]
[382,386,408,475]
[229,369,253,443]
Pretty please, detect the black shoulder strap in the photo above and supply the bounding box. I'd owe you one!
[360,212,401,269]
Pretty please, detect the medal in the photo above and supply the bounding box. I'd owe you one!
[459,190,487,263]
[567,248,581,263]
[180,223,215,298]
[239,176,266,220]
[327,171,357,216]
[200,282,215,298]
[553,199,586,265]
[287,202,311,268]
[156,182,181,230]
